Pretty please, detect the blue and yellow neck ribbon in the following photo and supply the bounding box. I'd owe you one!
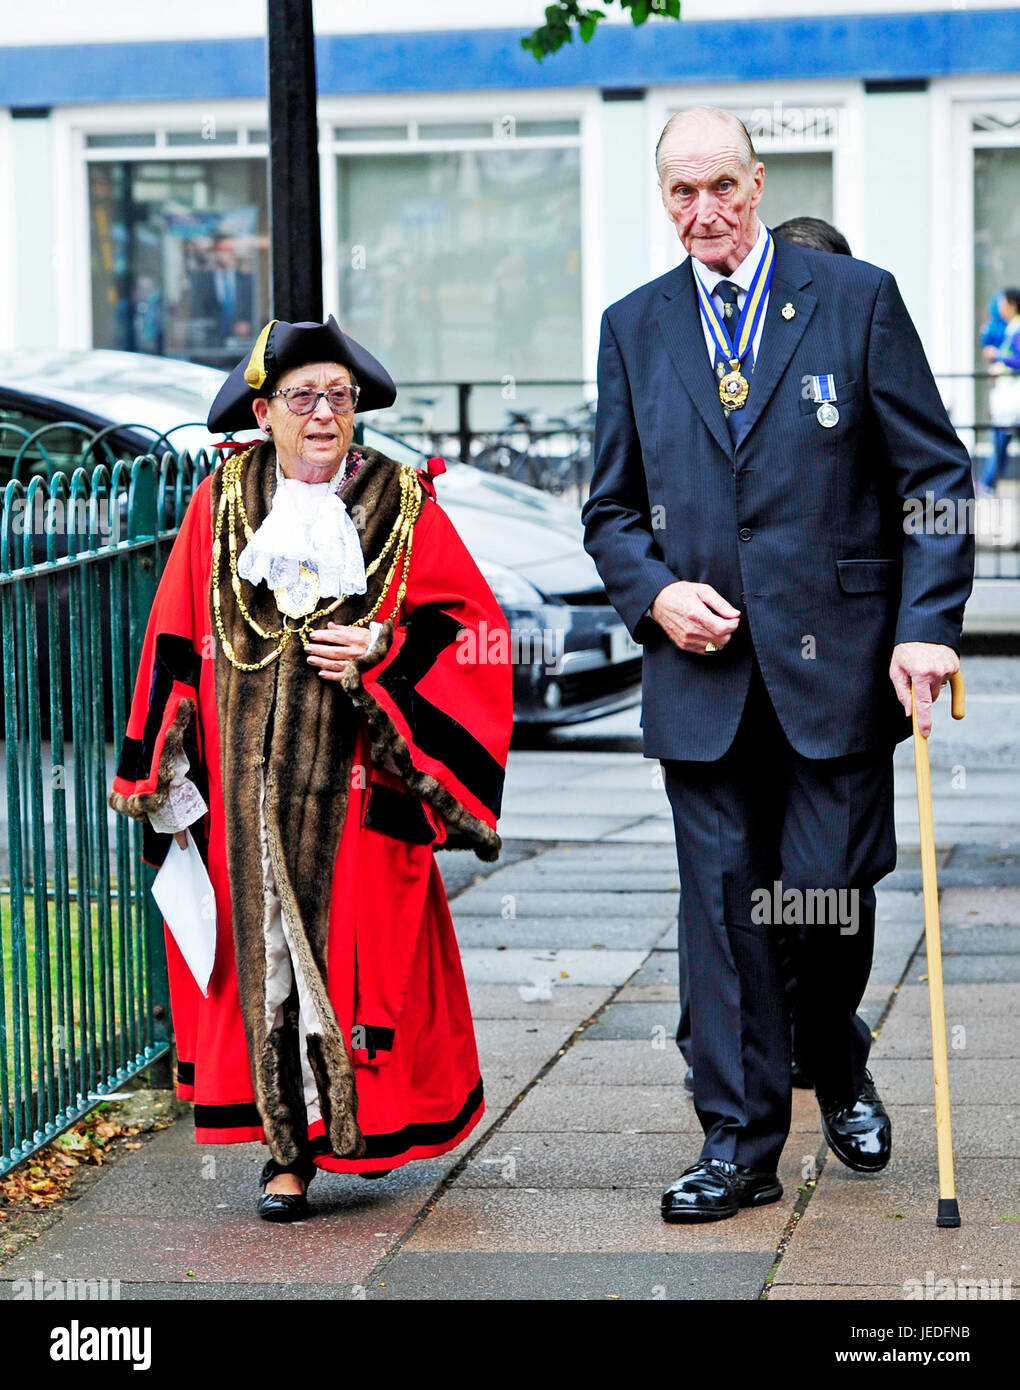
[693,230,775,369]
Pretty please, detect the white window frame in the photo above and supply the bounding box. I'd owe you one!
[53,99,271,352]
[55,90,600,385]
[935,75,1020,443]
[319,88,599,387]
[0,109,15,351]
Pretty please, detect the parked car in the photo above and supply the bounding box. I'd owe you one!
[0,349,640,727]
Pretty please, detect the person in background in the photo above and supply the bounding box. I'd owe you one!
[772,215,852,257]
[981,287,1020,494]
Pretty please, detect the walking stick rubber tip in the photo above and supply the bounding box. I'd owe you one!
[936,1198,961,1228]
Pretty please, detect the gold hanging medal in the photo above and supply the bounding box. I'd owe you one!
[273,562,321,619]
[718,359,750,410]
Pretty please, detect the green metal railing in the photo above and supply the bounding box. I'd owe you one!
[0,445,213,1176]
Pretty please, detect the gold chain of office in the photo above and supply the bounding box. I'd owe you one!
[211,444,424,672]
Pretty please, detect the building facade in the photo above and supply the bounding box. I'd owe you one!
[1,1,1018,433]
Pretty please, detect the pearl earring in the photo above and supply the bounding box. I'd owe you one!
[264,423,273,436]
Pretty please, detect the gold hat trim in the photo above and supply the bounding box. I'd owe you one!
[243,319,279,389]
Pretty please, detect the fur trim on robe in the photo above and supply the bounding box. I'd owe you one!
[208,443,423,1165]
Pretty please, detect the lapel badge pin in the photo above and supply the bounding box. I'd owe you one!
[781,302,796,320]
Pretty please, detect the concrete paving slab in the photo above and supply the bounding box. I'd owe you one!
[873,1010,1017,1058]
[459,947,645,987]
[924,955,1020,984]
[806,1158,1020,1224]
[876,891,928,923]
[940,887,1020,927]
[866,1105,1020,1159]
[767,1284,915,1300]
[885,982,1020,1019]
[466,982,612,1021]
[654,924,679,951]
[402,1187,795,1255]
[504,842,679,867]
[450,887,681,919]
[475,1018,577,1075]
[454,914,671,952]
[626,951,680,987]
[491,870,679,893]
[502,790,670,821]
[497,814,649,842]
[0,1211,396,1285]
[937,925,1020,955]
[0,1281,378,1300]
[588,1002,680,1040]
[567,762,671,791]
[771,1210,1019,1288]
[869,1058,1020,1105]
[502,1083,824,1136]
[365,1250,774,1300]
[545,1038,692,1086]
[602,821,679,844]
[615,983,682,1003]
[45,1150,452,1221]
[451,1133,815,1193]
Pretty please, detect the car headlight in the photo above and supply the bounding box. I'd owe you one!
[477,560,545,609]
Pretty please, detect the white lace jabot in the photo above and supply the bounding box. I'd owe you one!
[236,456,367,598]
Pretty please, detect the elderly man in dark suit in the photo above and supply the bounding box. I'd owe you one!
[582,106,974,1223]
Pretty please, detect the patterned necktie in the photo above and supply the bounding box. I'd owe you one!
[713,280,743,377]
[713,280,753,440]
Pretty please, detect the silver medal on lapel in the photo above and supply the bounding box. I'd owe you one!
[811,374,839,427]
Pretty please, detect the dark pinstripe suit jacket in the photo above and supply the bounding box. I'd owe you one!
[581,236,975,761]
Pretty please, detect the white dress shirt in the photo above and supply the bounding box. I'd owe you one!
[688,219,770,368]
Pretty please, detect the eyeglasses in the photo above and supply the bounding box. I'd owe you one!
[267,384,360,415]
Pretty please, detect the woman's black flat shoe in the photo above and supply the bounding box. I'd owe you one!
[257,1156,315,1222]
[257,1189,310,1222]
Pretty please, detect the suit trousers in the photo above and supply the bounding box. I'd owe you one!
[660,657,897,1173]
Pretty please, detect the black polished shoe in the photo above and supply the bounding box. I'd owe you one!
[683,1066,694,1095]
[817,1070,892,1172]
[257,1156,316,1222]
[661,1158,783,1224]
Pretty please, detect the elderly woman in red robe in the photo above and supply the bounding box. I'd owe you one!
[109,317,513,1221]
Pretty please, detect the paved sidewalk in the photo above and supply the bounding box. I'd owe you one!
[1,832,1016,1301]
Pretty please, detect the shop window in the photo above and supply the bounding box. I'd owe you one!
[337,147,583,386]
[87,157,269,370]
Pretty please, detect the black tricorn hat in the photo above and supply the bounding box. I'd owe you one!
[207,315,397,433]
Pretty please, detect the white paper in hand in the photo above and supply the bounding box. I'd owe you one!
[151,829,217,996]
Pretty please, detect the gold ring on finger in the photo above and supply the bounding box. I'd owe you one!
[704,641,719,654]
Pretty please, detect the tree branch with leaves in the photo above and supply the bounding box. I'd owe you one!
[522,0,682,62]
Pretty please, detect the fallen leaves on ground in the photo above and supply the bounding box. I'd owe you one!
[0,1108,143,1211]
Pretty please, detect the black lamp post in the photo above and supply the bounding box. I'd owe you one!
[266,0,323,322]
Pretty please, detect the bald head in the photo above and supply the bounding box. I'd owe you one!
[656,106,765,274]
[655,107,757,177]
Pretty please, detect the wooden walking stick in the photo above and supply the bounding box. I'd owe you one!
[912,669,966,1229]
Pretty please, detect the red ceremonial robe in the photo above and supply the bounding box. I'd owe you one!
[109,445,513,1173]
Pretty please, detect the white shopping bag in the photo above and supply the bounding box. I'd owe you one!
[150,829,217,996]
